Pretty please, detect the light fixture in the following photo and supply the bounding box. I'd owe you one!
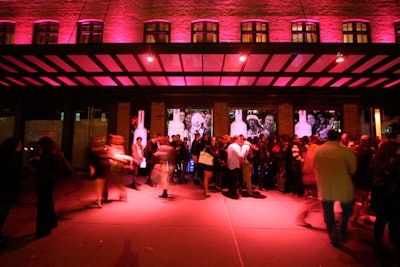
[146,54,155,62]
[239,53,248,62]
[336,52,345,63]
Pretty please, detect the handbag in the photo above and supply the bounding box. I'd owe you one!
[198,147,214,166]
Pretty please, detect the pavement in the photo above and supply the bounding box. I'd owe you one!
[1,171,399,267]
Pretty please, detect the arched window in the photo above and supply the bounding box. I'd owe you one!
[241,20,269,43]
[33,20,59,44]
[191,19,219,43]
[291,20,320,43]
[342,20,370,43]
[0,20,16,45]
[77,19,103,44]
[144,20,171,43]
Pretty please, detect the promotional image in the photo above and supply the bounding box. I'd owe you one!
[229,109,277,139]
[294,109,341,141]
[166,108,213,144]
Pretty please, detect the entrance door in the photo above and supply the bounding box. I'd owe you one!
[72,106,108,169]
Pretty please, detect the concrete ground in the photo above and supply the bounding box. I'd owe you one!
[1,172,399,267]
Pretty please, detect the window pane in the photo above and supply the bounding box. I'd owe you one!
[77,21,103,44]
[256,33,266,43]
[242,33,253,43]
[145,23,156,31]
[0,22,15,45]
[34,21,59,44]
[159,23,169,31]
[193,23,203,31]
[256,22,266,31]
[242,22,252,31]
[395,22,400,43]
[145,34,156,43]
[206,22,217,31]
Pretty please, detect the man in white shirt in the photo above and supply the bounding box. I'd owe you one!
[223,135,244,199]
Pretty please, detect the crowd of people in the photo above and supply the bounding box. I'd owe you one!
[0,127,399,261]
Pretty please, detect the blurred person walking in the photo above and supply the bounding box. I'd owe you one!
[313,130,356,247]
[88,135,110,208]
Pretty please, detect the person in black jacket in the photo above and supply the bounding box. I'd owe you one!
[30,136,63,238]
[0,137,23,242]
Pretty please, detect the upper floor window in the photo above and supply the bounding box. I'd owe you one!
[144,20,171,43]
[342,20,370,43]
[395,21,400,44]
[241,20,269,43]
[291,20,320,43]
[33,20,59,44]
[77,19,103,44]
[192,19,219,43]
[0,20,15,45]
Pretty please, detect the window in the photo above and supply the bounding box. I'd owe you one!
[192,20,218,43]
[241,20,269,43]
[33,20,59,44]
[0,20,15,45]
[291,20,319,43]
[395,21,400,44]
[144,20,171,43]
[342,20,370,43]
[77,19,103,44]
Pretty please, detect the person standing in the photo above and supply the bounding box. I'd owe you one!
[313,129,356,247]
[30,136,63,238]
[191,133,202,185]
[370,131,400,256]
[0,137,23,242]
[256,134,269,191]
[222,135,244,199]
[144,134,159,187]
[130,136,144,190]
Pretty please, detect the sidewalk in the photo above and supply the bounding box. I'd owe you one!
[1,172,398,267]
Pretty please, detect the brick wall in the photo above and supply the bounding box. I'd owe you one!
[1,0,398,44]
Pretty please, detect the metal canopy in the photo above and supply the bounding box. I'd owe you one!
[0,43,399,89]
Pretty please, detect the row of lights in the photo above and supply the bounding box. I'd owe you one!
[146,53,345,63]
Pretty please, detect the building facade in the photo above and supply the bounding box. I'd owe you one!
[0,0,399,168]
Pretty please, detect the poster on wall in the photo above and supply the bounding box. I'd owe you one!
[166,108,213,144]
[229,109,277,139]
[294,109,341,141]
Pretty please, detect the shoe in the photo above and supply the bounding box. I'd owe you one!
[35,231,51,238]
[146,180,156,187]
[215,186,223,192]
[330,239,343,248]
[131,184,141,191]
[159,193,168,198]
[296,222,312,228]
[204,191,211,197]
[193,179,201,186]
[222,191,239,199]
[241,191,252,197]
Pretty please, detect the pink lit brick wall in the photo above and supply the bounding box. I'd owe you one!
[1,0,398,44]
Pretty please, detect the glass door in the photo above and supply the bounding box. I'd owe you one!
[71,106,108,169]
